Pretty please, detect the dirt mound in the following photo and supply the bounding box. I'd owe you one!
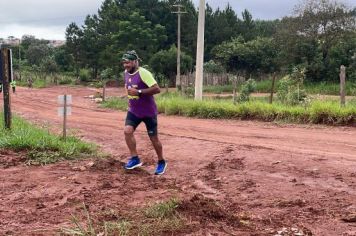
[0,150,26,168]
[88,157,120,171]
[178,194,241,227]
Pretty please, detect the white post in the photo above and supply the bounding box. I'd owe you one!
[63,94,67,141]
[194,0,205,101]
[177,6,182,93]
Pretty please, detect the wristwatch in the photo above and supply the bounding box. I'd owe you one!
[138,89,142,96]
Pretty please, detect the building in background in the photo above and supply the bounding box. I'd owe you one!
[0,36,65,47]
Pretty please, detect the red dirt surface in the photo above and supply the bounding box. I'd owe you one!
[1,86,356,235]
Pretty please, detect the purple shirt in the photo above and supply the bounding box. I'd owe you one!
[124,67,158,118]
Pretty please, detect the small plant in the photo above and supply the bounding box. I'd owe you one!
[62,204,96,236]
[238,79,256,102]
[184,86,195,97]
[144,198,179,219]
[139,198,184,236]
[79,69,91,82]
[59,76,75,85]
[103,220,131,236]
[277,67,310,105]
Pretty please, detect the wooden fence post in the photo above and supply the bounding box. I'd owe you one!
[340,65,346,107]
[1,48,12,129]
[269,72,276,104]
[233,75,238,104]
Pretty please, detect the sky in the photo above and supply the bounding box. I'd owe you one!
[0,0,355,40]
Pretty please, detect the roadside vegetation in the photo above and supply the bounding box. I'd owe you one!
[0,114,96,165]
[204,80,356,96]
[102,94,355,126]
[102,65,355,126]
[62,199,185,236]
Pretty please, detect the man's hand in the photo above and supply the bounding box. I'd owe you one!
[127,87,139,96]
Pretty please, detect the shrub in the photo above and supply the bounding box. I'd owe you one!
[277,67,310,106]
[79,69,91,82]
[238,79,257,102]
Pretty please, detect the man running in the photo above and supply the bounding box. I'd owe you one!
[122,50,167,175]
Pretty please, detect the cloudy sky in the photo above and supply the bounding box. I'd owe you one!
[0,0,355,40]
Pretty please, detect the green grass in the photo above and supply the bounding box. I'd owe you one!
[101,96,128,110]
[102,93,356,126]
[0,114,96,165]
[144,198,179,219]
[202,79,274,94]
[304,81,356,96]
[254,79,274,93]
[63,199,184,236]
[203,85,233,94]
[16,70,77,88]
[202,80,356,95]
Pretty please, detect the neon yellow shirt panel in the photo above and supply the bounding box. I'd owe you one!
[139,67,157,87]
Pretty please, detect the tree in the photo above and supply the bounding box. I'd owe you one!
[213,37,279,77]
[96,0,124,70]
[149,45,193,86]
[21,35,37,51]
[204,60,225,74]
[205,4,239,60]
[240,9,255,41]
[81,14,102,79]
[65,23,84,75]
[26,44,50,66]
[40,57,59,84]
[277,0,356,81]
[328,33,356,81]
[54,46,74,71]
[111,11,167,62]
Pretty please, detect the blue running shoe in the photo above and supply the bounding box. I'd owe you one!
[154,160,167,175]
[125,156,142,170]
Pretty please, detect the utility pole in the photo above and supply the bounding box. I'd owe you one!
[172,4,187,93]
[195,0,205,101]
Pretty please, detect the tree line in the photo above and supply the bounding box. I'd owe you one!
[9,0,356,85]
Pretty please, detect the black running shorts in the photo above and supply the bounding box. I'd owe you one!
[125,111,158,136]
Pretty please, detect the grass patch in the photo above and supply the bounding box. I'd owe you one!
[0,114,96,165]
[62,199,185,236]
[203,85,233,94]
[144,198,179,219]
[304,81,356,96]
[102,93,356,126]
[202,80,356,95]
[101,96,128,110]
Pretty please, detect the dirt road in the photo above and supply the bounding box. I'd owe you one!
[1,86,356,235]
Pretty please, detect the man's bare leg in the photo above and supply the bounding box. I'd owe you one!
[149,135,163,161]
[124,125,138,157]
